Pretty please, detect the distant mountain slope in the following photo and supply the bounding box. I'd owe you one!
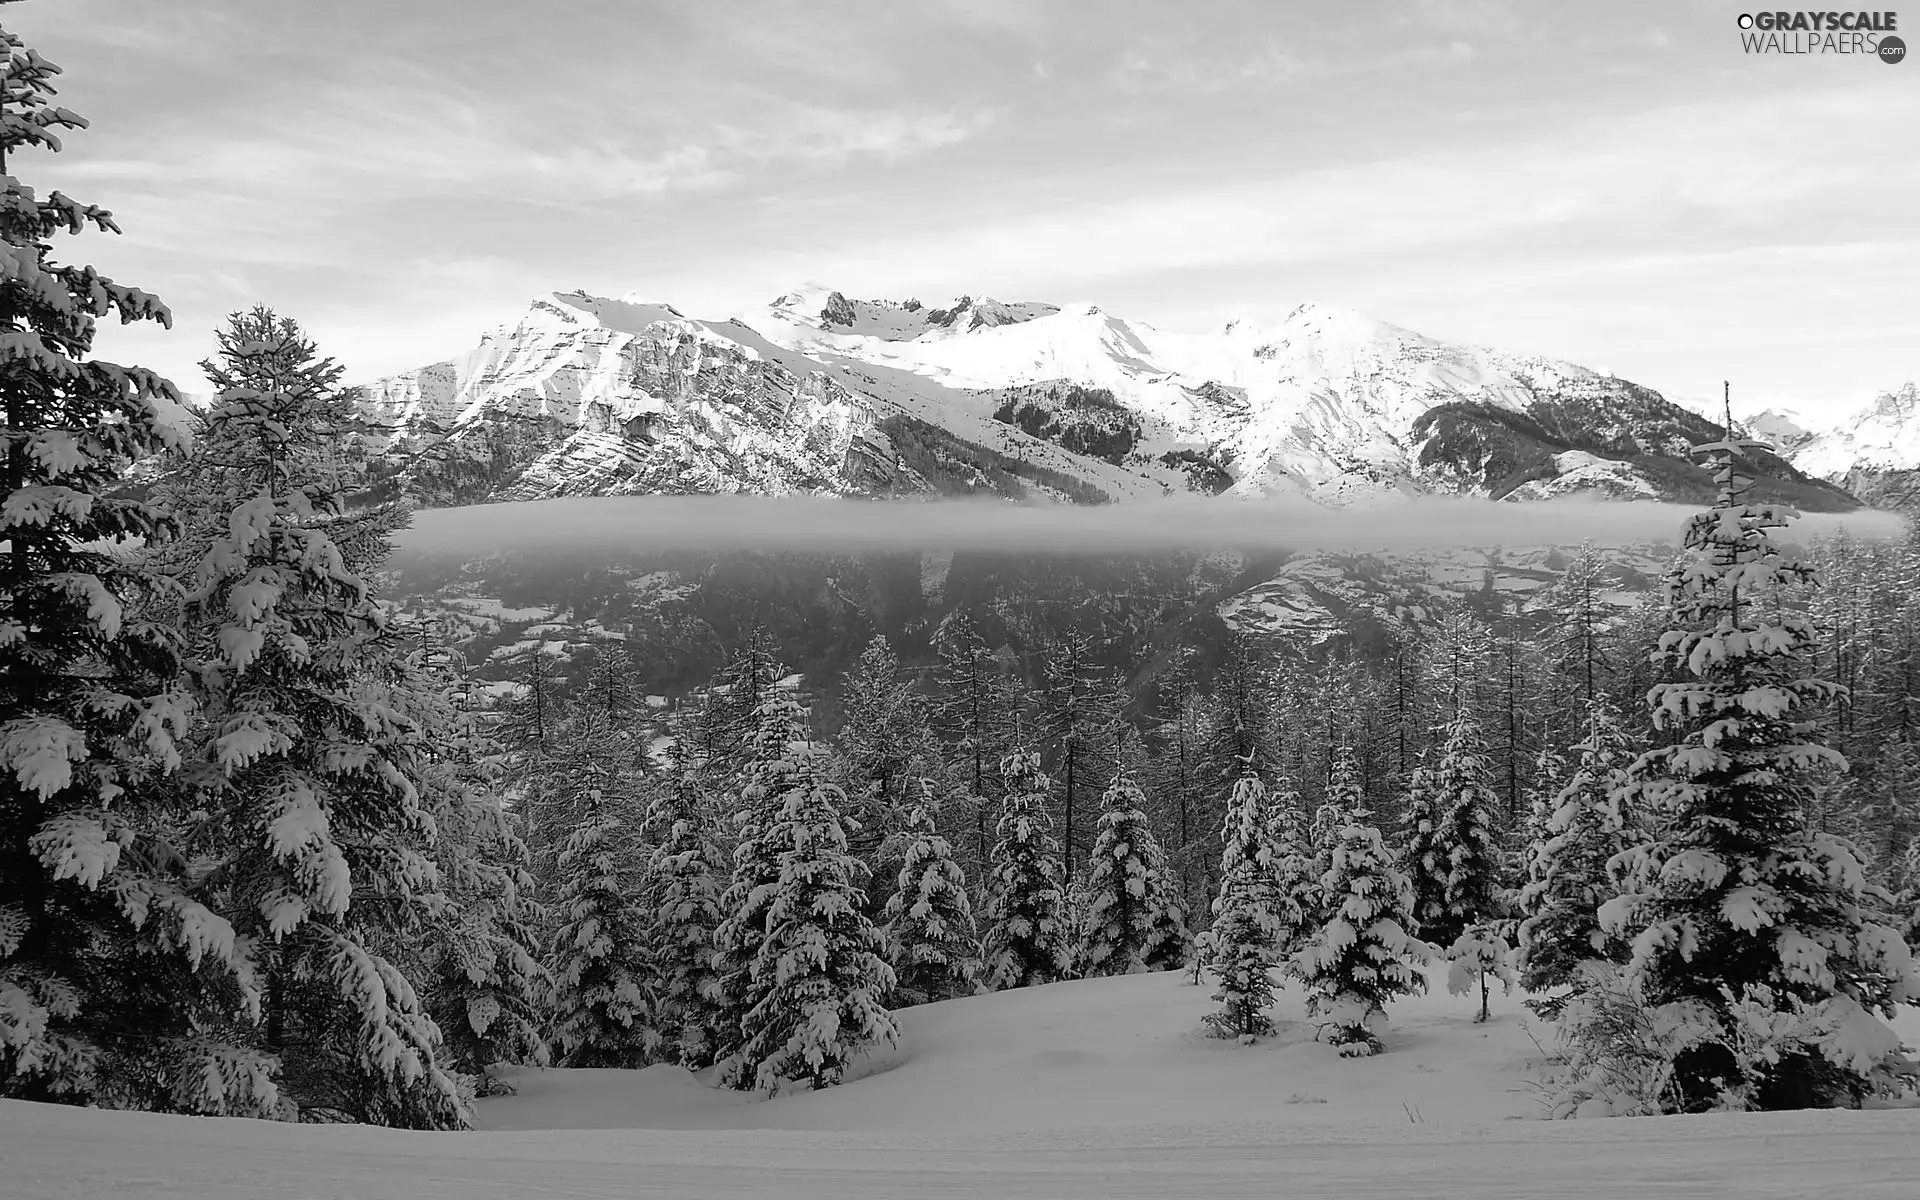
[1754,382,1920,512]
[345,285,1861,512]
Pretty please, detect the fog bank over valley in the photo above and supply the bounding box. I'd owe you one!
[394,494,1903,559]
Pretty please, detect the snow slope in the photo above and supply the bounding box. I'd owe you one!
[7,972,1917,1199]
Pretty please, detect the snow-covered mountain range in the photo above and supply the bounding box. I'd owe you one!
[1746,381,1920,511]
[348,286,1859,512]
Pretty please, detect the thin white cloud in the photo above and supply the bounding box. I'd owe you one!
[761,84,1912,301]
[1406,0,1513,35]
[1108,42,1305,92]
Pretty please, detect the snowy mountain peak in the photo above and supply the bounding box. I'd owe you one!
[1782,380,1920,487]
[343,286,1860,513]
[763,286,1059,342]
[1865,379,1920,420]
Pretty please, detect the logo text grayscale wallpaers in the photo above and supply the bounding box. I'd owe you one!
[1735,10,1905,58]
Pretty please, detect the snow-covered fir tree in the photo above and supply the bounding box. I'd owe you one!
[1424,710,1507,950]
[881,781,981,1005]
[1203,764,1282,1039]
[1545,541,1615,711]
[1445,922,1515,1024]
[380,634,547,1089]
[834,634,939,915]
[1077,772,1189,977]
[979,752,1072,990]
[0,26,266,1115]
[1321,744,1366,822]
[707,625,784,765]
[544,787,655,1068]
[709,674,814,1066]
[1517,740,1572,881]
[836,634,936,816]
[1398,761,1447,938]
[1597,422,1920,1111]
[171,309,466,1128]
[718,771,898,1095]
[1264,774,1320,959]
[410,692,549,1086]
[1306,746,1367,913]
[1514,698,1643,1013]
[1292,810,1426,1057]
[643,768,727,1069]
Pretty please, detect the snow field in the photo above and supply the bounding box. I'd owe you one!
[6,971,1917,1198]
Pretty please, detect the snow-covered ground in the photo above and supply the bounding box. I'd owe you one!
[7,972,1919,1198]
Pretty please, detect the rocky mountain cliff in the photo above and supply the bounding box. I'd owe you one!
[348,286,1860,512]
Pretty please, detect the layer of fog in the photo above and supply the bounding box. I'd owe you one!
[394,495,1904,558]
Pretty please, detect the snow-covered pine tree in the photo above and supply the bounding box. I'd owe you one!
[709,625,783,764]
[1517,739,1571,881]
[1425,710,1507,951]
[1322,744,1366,821]
[1264,774,1320,959]
[709,675,816,1063]
[500,643,561,756]
[402,657,549,1089]
[1546,541,1615,711]
[1291,810,1427,1057]
[1514,698,1644,1014]
[718,771,897,1095]
[1217,761,1271,884]
[881,781,981,1005]
[979,751,1072,990]
[175,308,467,1128]
[391,634,545,1087]
[515,680,641,898]
[1445,922,1515,1024]
[1077,772,1189,977]
[421,779,549,1088]
[834,633,939,914]
[544,786,655,1068]
[0,25,270,1115]
[1306,745,1367,914]
[1204,763,1282,1039]
[836,634,935,816]
[577,643,639,729]
[1598,409,1920,1111]
[643,769,727,1069]
[1398,761,1448,938]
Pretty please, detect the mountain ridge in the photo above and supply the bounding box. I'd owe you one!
[337,286,1863,513]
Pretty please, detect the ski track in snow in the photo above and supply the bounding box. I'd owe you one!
[5,973,1918,1198]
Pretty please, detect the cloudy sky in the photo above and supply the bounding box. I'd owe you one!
[31,0,1920,417]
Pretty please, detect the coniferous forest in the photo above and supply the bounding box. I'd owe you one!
[4,9,1918,1141]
